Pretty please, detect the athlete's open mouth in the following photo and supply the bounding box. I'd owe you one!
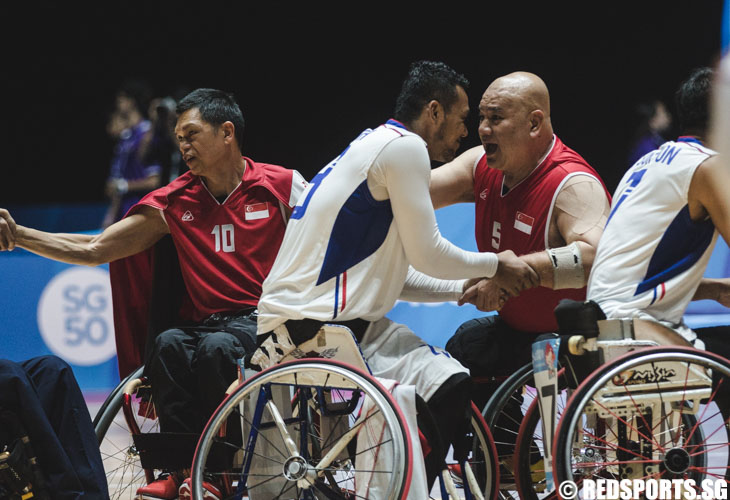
[485,143,498,155]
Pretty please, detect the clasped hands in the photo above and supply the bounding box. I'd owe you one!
[458,250,539,311]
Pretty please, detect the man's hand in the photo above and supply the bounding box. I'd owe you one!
[492,249,539,295]
[0,208,17,251]
[458,278,510,311]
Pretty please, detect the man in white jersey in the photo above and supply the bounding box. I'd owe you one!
[254,60,538,489]
[587,67,730,356]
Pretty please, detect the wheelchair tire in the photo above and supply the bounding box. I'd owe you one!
[191,358,413,500]
[553,346,730,497]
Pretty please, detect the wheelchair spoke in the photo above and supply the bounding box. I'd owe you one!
[237,409,291,460]
[591,399,664,454]
[686,410,729,455]
[684,377,724,446]
[578,428,655,462]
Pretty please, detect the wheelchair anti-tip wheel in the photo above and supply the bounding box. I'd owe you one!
[190,358,413,500]
[553,346,730,498]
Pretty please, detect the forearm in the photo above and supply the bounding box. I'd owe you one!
[14,210,166,266]
[520,241,595,289]
[16,226,105,266]
[692,278,730,302]
[399,267,467,302]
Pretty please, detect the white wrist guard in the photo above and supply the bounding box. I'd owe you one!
[547,242,585,289]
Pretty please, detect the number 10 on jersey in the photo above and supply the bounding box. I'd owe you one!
[212,224,235,253]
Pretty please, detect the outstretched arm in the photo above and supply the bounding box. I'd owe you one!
[429,146,481,209]
[0,205,169,266]
[379,137,536,292]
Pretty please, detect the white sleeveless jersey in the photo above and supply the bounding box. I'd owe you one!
[587,139,718,337]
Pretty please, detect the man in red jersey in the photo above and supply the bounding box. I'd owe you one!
[430,72,611,408]
[0,88,306,499]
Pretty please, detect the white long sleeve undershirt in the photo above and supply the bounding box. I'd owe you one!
[367,134,498,280]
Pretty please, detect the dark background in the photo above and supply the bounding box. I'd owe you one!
[3,2,726,209]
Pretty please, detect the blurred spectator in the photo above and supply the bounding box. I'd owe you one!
[627,99,673,165]
[139,96,185,184]
[102,79,162,228]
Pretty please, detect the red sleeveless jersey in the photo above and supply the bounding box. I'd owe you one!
[109,158,302,376]
[473,136,609,332]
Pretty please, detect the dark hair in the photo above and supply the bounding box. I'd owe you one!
[393,61,469,123]
[177,88,246,153]
[674,67,714,135]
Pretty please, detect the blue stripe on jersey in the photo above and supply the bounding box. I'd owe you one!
[316,180,393,285]
[333,274,340,318]
[386,119,407,129]
[677,136,703,145]
[635,205,715,295]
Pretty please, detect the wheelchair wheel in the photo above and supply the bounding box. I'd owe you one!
[553,346,730,497]
[482,362,571,499]
[445,401,500,500]
[93,365,161,499]
[190,358,412,500]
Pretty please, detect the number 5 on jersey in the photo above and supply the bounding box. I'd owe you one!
[491,221,501,250]
[212,224,235,253]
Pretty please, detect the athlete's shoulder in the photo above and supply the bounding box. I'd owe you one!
[545,136,603,182]
[550,136,593,168]
[244,157,306,207]
[137,171,199,210]
[247,159,292,186]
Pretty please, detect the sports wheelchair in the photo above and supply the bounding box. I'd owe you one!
[94,324,501,499]
[487,300,730,500]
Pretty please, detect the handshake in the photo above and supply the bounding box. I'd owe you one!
[458,250,540,312]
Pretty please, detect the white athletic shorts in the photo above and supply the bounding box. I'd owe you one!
[359,317,469,402]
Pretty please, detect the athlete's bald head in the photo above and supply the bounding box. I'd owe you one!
[486,71,551,122]
[478,72,555,186]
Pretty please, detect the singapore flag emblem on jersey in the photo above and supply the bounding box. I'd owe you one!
[514,211,534,235]
[245,202,269,220]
